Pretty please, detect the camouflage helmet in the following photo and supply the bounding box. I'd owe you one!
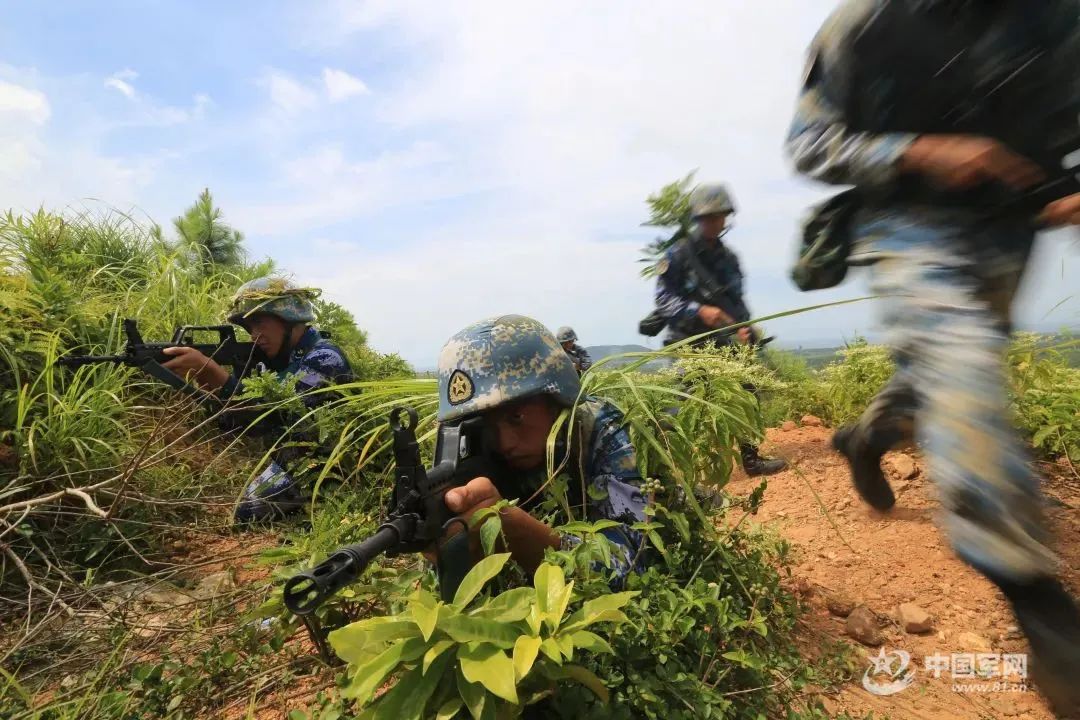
[226,277,319,328]
[689,183,736,218]
[437,315,581,423]
[555,326,577,343]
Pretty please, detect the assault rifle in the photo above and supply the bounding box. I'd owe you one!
[57,318,265,398]
[283,406,490,616]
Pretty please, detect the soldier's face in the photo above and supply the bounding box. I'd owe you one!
[486,396,559,470]
[246,313,289,357]
[697,213,728,239]
[561,341,573,351]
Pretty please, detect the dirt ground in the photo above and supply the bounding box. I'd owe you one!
[90,422,1078,719]
[728,422,1079,720]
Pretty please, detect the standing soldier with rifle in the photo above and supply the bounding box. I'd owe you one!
[651,183,787,477]
[161,277,354,524]
[786,1,1080,713]
[556,326,593,374]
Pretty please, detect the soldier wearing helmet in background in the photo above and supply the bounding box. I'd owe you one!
[653,183,788,477]
[162,276,353,524]
[432,315,648,588]
[556,325,593,374]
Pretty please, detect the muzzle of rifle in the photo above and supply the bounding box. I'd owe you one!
[283,517,412,616]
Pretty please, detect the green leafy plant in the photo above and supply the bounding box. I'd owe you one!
[328,553,634,718]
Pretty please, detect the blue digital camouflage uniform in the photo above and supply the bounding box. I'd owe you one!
[219,278,354,523]
[223,326,354,523]
[436,315,647,582]
[563,343,593,373]
[786,0,1080,582]
[654,229,751,348]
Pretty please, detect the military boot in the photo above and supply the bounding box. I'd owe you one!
[740,444,787,477]
[991,575,1080,718]
[831,425,896,511]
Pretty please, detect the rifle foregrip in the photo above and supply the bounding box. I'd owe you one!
[283,524,403,616]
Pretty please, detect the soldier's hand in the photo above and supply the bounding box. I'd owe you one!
[697,305,733,328]
[445,476,503,520]
[901,135,1045,191]
[1038,193,1080,227]
[161,347,230,390]
[736,327,753,345]
[424,477,504,562]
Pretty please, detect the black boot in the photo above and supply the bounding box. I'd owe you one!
[740,444,787,477]
[831,425,895,511]
[991,575,1080,718]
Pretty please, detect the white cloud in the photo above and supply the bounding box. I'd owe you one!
[322,67,369,102]
[105,68,138,98]
[0,79,50,124]
[270,0,1079,365]
[262,70,318,114]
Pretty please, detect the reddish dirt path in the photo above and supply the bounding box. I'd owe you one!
[728,423,1079,720]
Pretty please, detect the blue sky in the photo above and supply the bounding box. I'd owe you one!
[1,1,1077,367]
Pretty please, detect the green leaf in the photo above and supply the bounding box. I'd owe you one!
[453,553,511,609]
[456,669,487,720]
[567,631,612,655]
[1032,424,1059,447]
[561,591,637,633]
[424,639,456,675]
[512,635,542,681]
[438,614,520,649]
[539,638,563,665]
[556,520,621,534]
[555,633,574,661]
[471,587,534,623]
[457,643,519,704]
[533,563,565,617]
[480,515,502,557]
[721,649,764,670]
[329,619,421,664]
[342,636,429,704]
[561,665,610,704]
[411,598,440,642]
[436,697,464,720]
[372,652,453,720]
[647,530,668,558]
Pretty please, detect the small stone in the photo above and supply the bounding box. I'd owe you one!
[781,420,797,432]
[846,605,884,646]
[827,596,856,618]
[801,415,824,427]
[957,631,993,653]
[1004,625,1022,640]
[938,631,948,641]
[170,540,188,553]
[776,511,788,519]
[143,586,194,608]
[193,570,235,600]
[888,455,918,480]
[897,603,935,634]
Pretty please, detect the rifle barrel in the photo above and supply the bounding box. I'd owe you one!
[283,523,405,615]
[56,355,126,367]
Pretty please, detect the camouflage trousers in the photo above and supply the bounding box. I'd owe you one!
[848,212,1057,583]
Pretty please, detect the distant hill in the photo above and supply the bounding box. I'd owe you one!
[585,344,669,372]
